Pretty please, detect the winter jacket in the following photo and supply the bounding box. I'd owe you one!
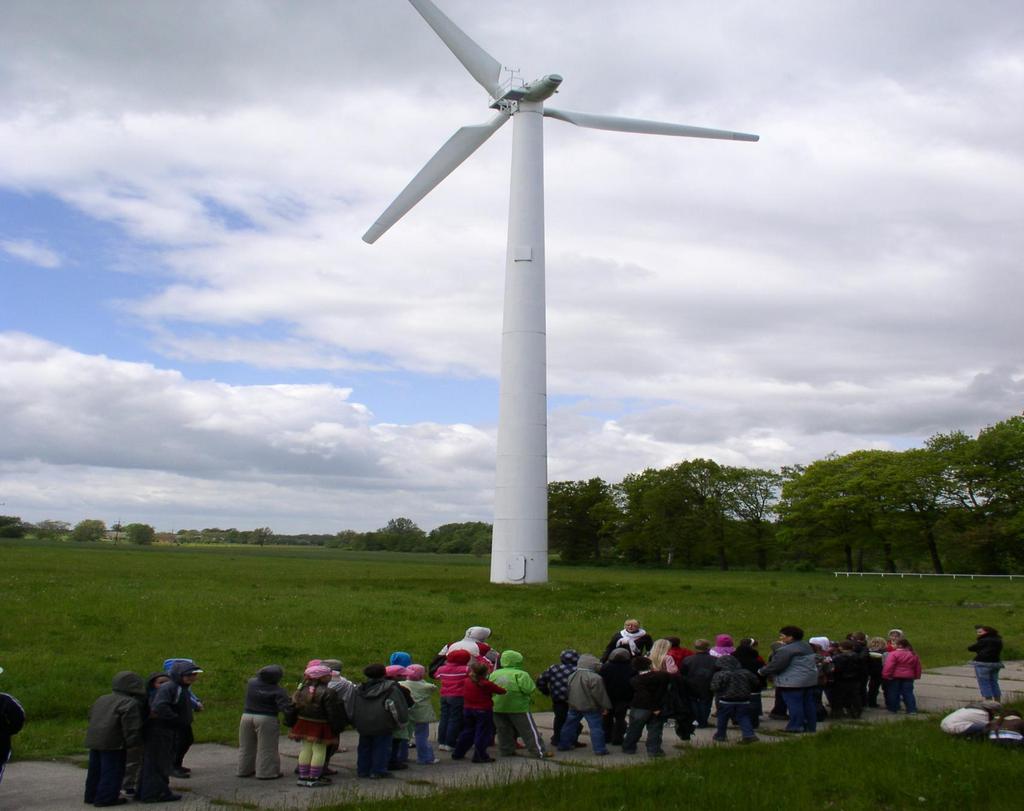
[536,650,579,702]
[567,655,611,712]
[243,665,294,719]
[628,669,675,711]
[293,680,347,733]
[831,651,868,683]
[462,674,506,710]
[150,661,199,729]
[681,652,717,699]
[490,650,536,714]
[710,656,761,702]
[351,678,408,736]
[0,691,25,766]
[600,652,636,704]
[968,633,1003,663]
[732,646,767,690]
[602,631,653,662]
[435,649,472,698]
[399,680,438,724]
[85,671,146,750]
[882,649,922,681]
[759,640,819,688]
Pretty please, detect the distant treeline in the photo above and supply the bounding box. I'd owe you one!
[4,415,1020,573]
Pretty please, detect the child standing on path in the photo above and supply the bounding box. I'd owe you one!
[351,664,410,779]
[434,649,471,751]
[84,671,146,807]
[289,664,346,787]
[557,654,611,755]
[491,650,550,759]
[536,649,580,748]
[882,638,922,714]
[400,665,439,764]
[709,656,760,744]
[237,665,295,780]
[452,661,506,763]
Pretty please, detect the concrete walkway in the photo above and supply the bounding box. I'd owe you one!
[3,663,1020,811]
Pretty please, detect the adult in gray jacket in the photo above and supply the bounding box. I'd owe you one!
[759,626,819,733]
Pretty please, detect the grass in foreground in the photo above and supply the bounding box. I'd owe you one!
[328,720,1022,811]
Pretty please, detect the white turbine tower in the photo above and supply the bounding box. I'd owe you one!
[363,0,758,585]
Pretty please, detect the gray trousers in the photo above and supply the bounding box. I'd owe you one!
[237,713,282,778]
[494,711,547,757]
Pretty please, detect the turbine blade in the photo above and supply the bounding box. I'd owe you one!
[544,107,759,142]
[408,0,504,98]
[363,112,510,244]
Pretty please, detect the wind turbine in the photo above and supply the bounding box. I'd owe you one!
[363,0,758,584]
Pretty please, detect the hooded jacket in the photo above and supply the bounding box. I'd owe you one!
[243,665,295,718]
[759,640,819,688]
[567,655,611,712]
[968,633,1003,663]
[536,649,579,703]
[709,656,761,702]
[85,671,146,750]
[351,678,409,736]
[491,650,537,714]
[150,661,200,729]
[600,649,636,704]
[681,651,717,699]
[882,648,922,681]
[435,649,472,698]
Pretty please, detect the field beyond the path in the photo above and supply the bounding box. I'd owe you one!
[2,539,1021,762]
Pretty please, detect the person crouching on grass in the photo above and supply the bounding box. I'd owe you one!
[288,664,346,787]
[452,661,506,763]
[84,671,146,807]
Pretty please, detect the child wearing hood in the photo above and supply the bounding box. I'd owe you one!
[351,663,410,779]
[710,655,760,743]
[434,649,471,750]
[161,658,203,780]
[84,670,146,807]
[237,664,295,780]
[536,649,581,748]
[0,664,25,788]
[600,648,635,746]
[138,660,203,803]
[557,654,611,755]
[122,672,167,797]
[491,650,550,759]
[400,665,439,764]
[710,634,735,658]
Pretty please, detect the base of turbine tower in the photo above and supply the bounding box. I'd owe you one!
[489,543,548,584]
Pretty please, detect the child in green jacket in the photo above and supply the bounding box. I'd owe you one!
[490,650,551,759]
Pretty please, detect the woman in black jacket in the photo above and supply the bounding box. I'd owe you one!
[968,625,1004,701]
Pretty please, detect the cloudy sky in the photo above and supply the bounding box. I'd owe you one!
[1,1,1021,534]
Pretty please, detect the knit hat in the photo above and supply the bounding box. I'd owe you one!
[715,634,734,648]
[321,659,343,673]
[446,649,471,665]
[385,665,408,679]
[389,651,412,667]
[304,664,332,680]
[808,636,831,651]
[404,664,426,681]
[465,626,492,642]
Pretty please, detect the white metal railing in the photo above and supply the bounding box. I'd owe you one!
[833,571,1021,580]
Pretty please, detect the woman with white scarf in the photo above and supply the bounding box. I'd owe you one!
[601,619,654,662]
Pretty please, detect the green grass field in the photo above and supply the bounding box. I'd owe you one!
[2,539,1021,810]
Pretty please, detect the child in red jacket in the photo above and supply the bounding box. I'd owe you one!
[451,662,506,763]
[882,638,922,714]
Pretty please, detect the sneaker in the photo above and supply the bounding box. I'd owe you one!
[312,777,332,786]
[323,767,338,776]
[170,768,190,779]
[540,751,555,758]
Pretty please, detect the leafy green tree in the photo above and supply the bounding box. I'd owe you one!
[375,517,428,552]
[428,522,492,554]
[71,519,107,543]
[548,478,618,563]
[125,523,156,545]
[33,519,70,540]
[250,527,274,546]
[723,466,783,570]
[0,515,29,538]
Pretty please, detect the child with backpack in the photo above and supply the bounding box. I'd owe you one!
[288,663,346,787]
[351,663,410,779]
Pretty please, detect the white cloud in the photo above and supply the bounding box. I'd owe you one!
[1,238,61,268]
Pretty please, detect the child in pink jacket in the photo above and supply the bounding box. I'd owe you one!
[882,638,921,714]
[434,649,471,750]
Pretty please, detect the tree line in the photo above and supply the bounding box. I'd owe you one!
[4,415,1020,573]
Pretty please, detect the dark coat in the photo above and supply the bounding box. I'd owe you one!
[85,671,146,750]
[150,661,197,730]
[243,665,295,718]
[628,670,676,711]
[832,651,868,683]
[0,691,26,765]
[600,659,636,704]
[602,631,653,662]
[681,652,717,700]
[350,678,408,736]
[968,634,1003,663]
[293,682,347,733]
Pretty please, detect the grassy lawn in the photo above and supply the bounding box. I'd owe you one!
[2,539,1020,768]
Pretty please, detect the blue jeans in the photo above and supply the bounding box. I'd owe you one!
[356,734,393,777]
[691,696,713,728]
[973,662,1003,700]
[885,679,917,713]
[414,722,435,763]
[715,701,756,739]
[558,709,607,753]
[621,708,664,755]
[438,696,463,747]
[780,687,817,732]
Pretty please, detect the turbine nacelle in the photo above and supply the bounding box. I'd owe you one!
[490,73,563,109]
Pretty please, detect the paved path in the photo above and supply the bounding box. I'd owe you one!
[3,663,1020,811]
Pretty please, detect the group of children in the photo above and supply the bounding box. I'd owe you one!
[74,621,1000,803]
